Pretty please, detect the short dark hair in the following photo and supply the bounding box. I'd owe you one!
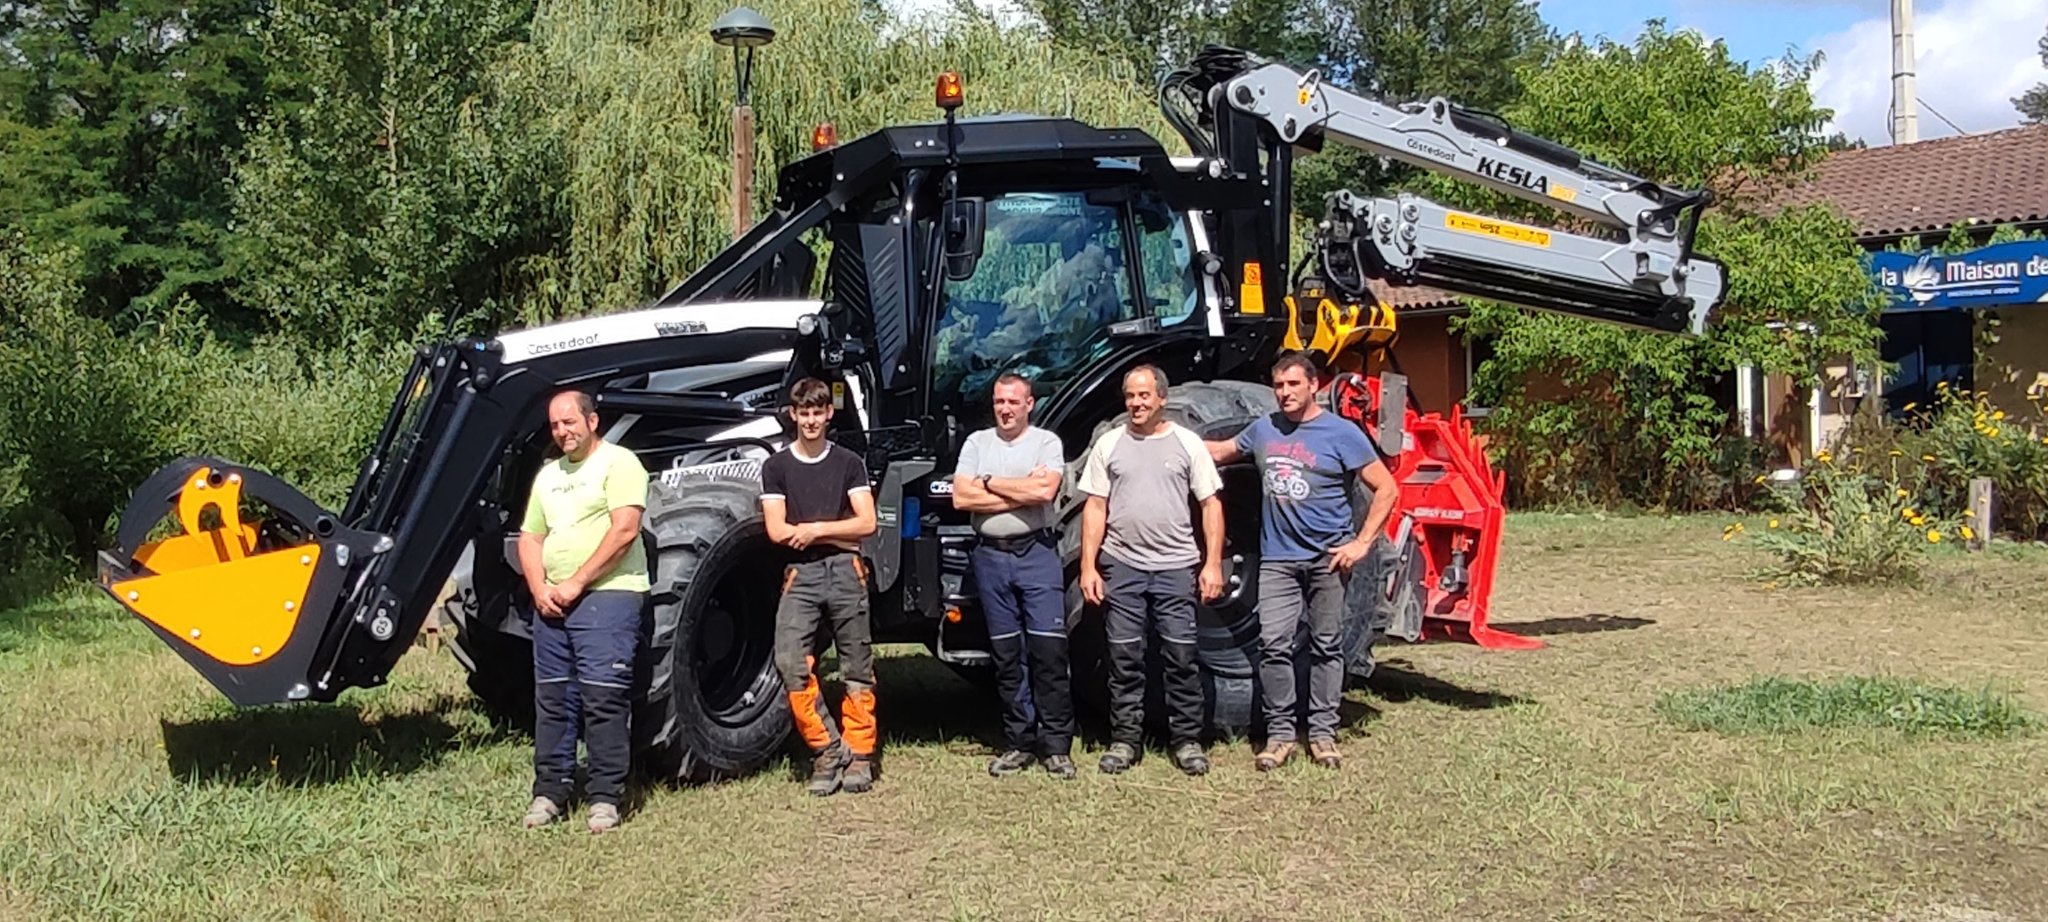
[788,377,833,409]
[553,388,597,417]
[1271,351,1321,383]
[993,372,1034,394]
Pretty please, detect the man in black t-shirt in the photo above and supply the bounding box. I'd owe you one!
[759,377,879,796]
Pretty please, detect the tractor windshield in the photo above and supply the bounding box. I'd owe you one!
[932,190,1139,405]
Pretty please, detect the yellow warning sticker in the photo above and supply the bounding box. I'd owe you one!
[831,381,845,409]
[1239,262,1266,314]
[1445,212,1552,248]
[1547,184,1578,204]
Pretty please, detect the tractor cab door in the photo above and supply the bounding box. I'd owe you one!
[927,186,1201,447]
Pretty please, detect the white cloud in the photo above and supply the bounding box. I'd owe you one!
[1810,0,2048,145]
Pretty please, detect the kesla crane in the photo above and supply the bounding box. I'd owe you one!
[1156,46,1724,649]
[95,50,1723,781]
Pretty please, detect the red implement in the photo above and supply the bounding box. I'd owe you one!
[1330,373,1540,651]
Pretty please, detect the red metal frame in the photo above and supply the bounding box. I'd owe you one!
[1330,373,1541,651]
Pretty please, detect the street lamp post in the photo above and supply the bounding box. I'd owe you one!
[711,6,775,239]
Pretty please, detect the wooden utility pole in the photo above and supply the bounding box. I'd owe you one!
[732,103,755,238]
[1968,477,1994,551]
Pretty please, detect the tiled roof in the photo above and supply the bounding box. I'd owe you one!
[1773,124,2048,239]
[1370,279,1464,310]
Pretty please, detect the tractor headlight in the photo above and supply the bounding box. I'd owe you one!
[796,313,819,337]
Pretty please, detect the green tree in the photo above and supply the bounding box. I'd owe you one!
[492,0,1176,325]
[1452,24,1883,509]
[1020,0,1552,218]
[0,0,270,326]
[227,0,547,347]
[2015,24,2048,123]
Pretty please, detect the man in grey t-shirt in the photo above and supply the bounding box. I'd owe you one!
[952,373,1075,779]
[1077,365,1224,776]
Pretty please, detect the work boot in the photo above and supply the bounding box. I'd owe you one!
[1172,741,1210,776]
[521,795,562,828]
[587,802,620,834]
[1309,737,1343,770]
[1255,740,1297,772]
[1043,754,1077,780]
[1098,742,1138,774]
[988,749,1036,777]
[841,756,875,794]
[806,748,847,796]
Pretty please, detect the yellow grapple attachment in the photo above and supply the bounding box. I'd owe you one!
[1283,276,1398,377]
[98,458,377,705]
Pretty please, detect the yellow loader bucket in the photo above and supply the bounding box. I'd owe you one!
[98,458,380,705]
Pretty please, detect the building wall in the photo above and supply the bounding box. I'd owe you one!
[1976,309,2048,427]
[1388,314,1470,417]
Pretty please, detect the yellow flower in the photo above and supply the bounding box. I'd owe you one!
[1936,380,1949,390]
[1987,428,2000,438]
[1922,454,1937,463]
[1902,508,1917,519]
[1905,402,1919,411]
[1964,509,1976,518]
[1768,519,1780,529]
[1961,525,1976,541]
[1754,474,1767,484]
[1895,488,1909,498]
[1926,530,1942,543]
[1889,449,1904,457]
[1993,410,2006,421]
[1816,450,1833,464]
[1910,515,1926,527]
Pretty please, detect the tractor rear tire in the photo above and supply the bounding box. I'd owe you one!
[637,476,791,784]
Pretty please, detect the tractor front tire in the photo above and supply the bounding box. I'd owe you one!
[637,476,792,784]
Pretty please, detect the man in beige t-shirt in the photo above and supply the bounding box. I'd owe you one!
[1076,365,1224,776]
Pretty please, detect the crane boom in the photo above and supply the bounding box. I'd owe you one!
[1163,47,1726,336]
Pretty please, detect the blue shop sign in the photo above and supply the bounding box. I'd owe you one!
[1868,240,2048,311]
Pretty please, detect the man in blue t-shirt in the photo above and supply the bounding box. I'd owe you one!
[1207,351,1399,771]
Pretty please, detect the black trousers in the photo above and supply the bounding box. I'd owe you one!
[532,589,641,806]
[1100,556,1203,748]
[971,537,1074,756]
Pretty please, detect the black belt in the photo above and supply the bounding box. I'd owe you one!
[976,529,1054,553]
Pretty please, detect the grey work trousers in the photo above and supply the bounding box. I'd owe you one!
[1257,556,1346,742]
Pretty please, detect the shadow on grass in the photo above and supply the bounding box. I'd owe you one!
[1359,661,1530,710]
[161,694,513,786]
[865,653,1009,752]
[0,587,129,656]
[1490,613,1655,637]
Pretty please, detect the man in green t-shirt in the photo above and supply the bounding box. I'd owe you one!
[516,389,649,834]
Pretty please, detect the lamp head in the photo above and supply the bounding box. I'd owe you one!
[710,6,775,47]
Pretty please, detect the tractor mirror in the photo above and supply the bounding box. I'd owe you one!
[942,197,986,281]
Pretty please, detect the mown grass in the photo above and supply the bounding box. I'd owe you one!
[2,514,2045,922]
[1657,676,2041,739]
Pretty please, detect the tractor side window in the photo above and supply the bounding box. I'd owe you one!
[1135,198,1200,327]
[932,192,1136,410]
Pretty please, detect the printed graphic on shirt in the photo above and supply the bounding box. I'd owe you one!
[1235,412,1377,562]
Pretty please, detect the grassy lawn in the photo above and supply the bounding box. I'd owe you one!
[2,513,2044,921]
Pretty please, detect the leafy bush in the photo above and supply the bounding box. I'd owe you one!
[1743,460,1953,586]
[1,235,397,591]
[1838,384,2048,543]
[1658,675,2039,739]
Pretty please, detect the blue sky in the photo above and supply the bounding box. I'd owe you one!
[1534,0,2048,145]
[1537,0,1866,64]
